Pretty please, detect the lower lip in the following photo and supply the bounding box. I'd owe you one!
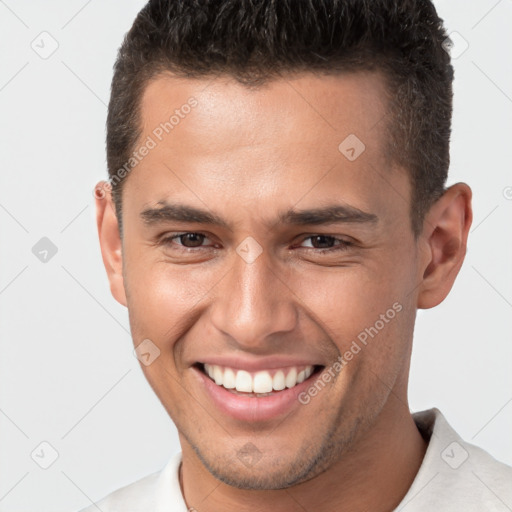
[193,366,322,422]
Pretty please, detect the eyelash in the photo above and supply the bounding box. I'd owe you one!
[159,232,353,253]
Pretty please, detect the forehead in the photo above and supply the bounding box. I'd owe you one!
[125,71,407,231]
[139,71,390,155]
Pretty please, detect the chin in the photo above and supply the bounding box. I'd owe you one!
[187,428,345,491]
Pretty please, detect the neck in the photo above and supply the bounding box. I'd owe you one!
[179,395,427,512]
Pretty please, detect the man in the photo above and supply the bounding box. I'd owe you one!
[83,0,512,510]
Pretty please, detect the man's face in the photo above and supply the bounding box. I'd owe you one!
[115,71,424,488]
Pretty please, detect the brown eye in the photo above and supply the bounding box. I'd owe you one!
[159,231,218,252]
[299,235,352,252]
[177,233,206,247]
[309,235,336,249]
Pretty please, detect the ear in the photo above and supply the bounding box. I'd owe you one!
[416,182,472,309]
[94,181,127,307]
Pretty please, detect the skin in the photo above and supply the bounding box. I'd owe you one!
[96,71,472,512]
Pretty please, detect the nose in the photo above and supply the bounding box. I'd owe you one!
[209,245,298,351]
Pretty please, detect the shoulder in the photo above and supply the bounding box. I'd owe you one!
[396,408,512,511]
[76,452,187,512]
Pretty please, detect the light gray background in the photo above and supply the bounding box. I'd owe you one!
[0,1,511,511]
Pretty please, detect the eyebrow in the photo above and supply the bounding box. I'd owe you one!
[141,203,231,229]
[140,202,378,229]
[278,204,378,226]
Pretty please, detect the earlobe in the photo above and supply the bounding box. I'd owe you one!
[417,183,472,309]
[95,181,127,307]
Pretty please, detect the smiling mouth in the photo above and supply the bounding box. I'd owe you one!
[195,363,324,397]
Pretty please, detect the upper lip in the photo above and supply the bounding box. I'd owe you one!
[195,356,324,372]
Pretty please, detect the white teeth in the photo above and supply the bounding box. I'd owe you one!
[235,370,253,392]
[285,367,297,388]
[223,368,236,389]
[253,371,273,393]
[213,366,223,385]
[273,370,286,391]
[202,363,315,394]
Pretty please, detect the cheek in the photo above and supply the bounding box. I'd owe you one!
[290,266,399,335]
[288,262,414,376]
[123,255,215,345]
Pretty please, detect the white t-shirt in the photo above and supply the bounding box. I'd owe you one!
[77,408,512,511]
